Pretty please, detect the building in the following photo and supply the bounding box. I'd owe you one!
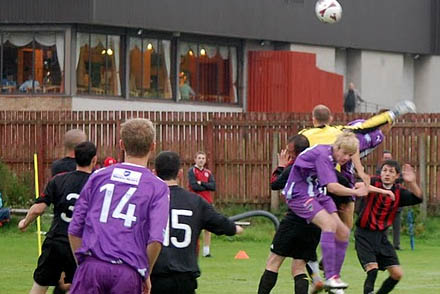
[1,0,440,112]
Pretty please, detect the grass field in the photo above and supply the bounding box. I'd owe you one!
[1,215,440,293]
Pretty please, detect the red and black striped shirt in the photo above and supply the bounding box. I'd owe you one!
[356,176,422,231]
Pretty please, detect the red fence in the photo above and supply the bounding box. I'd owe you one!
[0,111,439,207]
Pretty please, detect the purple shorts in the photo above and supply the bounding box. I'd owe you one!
[70,257,143,294]
[288,194,337,223]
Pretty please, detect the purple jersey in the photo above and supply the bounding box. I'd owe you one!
[68,162,170,278]
[348,119,384,158]
[283,145,338,202]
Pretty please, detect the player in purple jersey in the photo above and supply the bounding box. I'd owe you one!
[68,118,170,294]
[283,132,369,291]
[18,141,97,294]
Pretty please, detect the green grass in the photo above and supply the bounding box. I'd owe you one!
[1,216,440,293]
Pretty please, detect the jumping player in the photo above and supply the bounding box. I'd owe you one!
[355,161,422,294]
[151,151,243,294]
[18,141,97,294]
[68,118,170,294]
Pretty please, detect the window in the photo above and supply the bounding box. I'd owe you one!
[76,33,121,96]
[129,37,172,99]
[1,32,64,94]
[178,42,238,104]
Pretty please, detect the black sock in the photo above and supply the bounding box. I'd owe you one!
[376,276,399,294]
[294,274,309,294]
[258,270,278,294]
[364,269,378,294]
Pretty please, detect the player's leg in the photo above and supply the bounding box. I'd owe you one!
[376,266,403,294]
[203,230,211,257]
[337,202,354,230]
[30,282,49,294]
[291,259,308,294]
[258,253,285,294]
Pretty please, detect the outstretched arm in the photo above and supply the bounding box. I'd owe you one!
[18,203,47,232]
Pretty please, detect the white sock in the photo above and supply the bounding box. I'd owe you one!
[203,246,210,256]
[307,261,321,280]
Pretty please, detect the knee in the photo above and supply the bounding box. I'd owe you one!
[336,223,350,240]
[389,267,404,280]
[291,259,306,277]
[266,253,284,272]
[321,219,337,232]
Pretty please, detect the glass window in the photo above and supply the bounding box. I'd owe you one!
[178,41,238,104]
[76,33,121,96]
[1,32,64,94]
[129,37,172,99]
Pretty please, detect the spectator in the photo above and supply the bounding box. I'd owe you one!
[344,82,364,113]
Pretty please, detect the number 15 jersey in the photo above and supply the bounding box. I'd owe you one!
[68,162,170,278]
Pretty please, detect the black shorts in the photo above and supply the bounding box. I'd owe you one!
[329,171,354,206]
[354,227,399,271]
[151,272,197,294]
[33,238,77,286]
[270,211,321,261]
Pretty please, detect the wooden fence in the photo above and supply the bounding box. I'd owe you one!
[0,111,439,208]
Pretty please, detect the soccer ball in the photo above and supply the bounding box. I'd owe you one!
[315,0,343,24]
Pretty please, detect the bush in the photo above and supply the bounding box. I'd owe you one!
[0,161,33,207]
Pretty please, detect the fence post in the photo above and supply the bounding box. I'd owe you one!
[270,132,279,212]
[419,133,427,220]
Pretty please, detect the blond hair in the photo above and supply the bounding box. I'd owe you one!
[120,118,156,157]
[333,132,359,154]
[194,151,206,158]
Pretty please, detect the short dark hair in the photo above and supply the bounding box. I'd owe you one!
[288,134,310,155]
[74,141,97,167]
[383,150,392,154]
[155,151,180,180]
[380,160,401,174]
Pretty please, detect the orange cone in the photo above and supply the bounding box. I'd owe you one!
[234,250,250,259]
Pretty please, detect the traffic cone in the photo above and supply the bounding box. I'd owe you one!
[234,250,249,259]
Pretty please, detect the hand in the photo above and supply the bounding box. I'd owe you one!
[143,277,152,294]
[197,181,202,185]
[277,149,290,167]
[18,219,27,232]
[354,184,369,197]
[235,225,244,235]
[385,190,395,201]
[402,164,416,183]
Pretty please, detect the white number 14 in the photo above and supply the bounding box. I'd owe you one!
[99,183,137,227]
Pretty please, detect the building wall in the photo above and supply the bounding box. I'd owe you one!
[289,44,336,73]
[415,56,440,113]
[0,96,72,111]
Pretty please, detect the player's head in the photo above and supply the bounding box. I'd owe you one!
[382,150,393,161]
[287,134,309,157]
[333,132,359,166]
[155,151,180,181]
[312,104,332,126]
[194,151,206,168]
[64,129,87,154]
[74,141,97,167]
[380,160,401,185]
[120,118,156,158]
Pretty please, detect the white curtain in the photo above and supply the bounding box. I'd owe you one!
[4,32,33,47]
[76,32,89,69]
[204,44,217,58]
[230,47,238,103]
[129,37,142,51]
[55,32,65,72]
[109,35,121,95]
[178,41,197,57]
[219,46,229,60]
[162,40,171,98]
[91,34,106,48]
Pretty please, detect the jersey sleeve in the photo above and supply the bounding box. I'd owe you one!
[68,177,92,238]
[201,172,216,191]
[271,165,292,190]
[201,200,236,236]
[188,168,205,191]
[35,178,56,206]
[147,184,170,245]
[316,154,338,186]
[398,187,423,207]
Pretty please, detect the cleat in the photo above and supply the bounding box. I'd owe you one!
[203,254,212,258]
[324,276,348,290]
[391,100,416,117]
[309,279,324,294]
[328,289,345,294]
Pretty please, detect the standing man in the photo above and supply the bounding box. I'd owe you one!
[68,118,170,294]
[51,129,87,176]
[188,151,216,257]
[355,161,422,294]
[18,141,97,294]
[343,82,364,113]
[151,151,243,294]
